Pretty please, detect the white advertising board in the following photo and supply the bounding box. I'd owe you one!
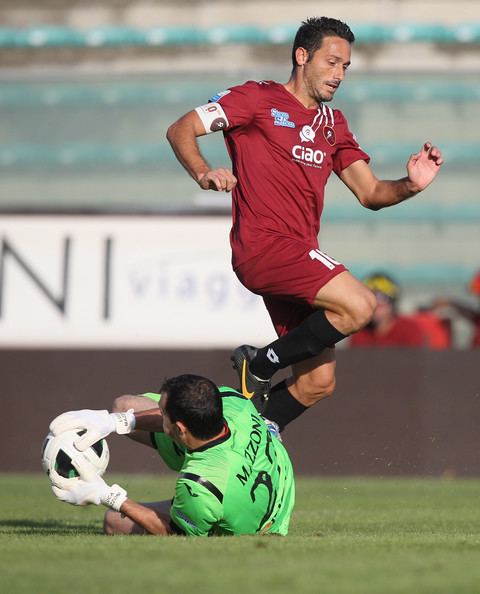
[0,216,277,348]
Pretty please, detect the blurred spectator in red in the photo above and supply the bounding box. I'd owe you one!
[432,270,480,349]
[349,272,425,347]
[408,306,451,350]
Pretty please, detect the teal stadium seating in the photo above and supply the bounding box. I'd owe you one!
[0,140,479,172]
[1,23,480,47]
[0,77,478,175]
[0,80,479,105]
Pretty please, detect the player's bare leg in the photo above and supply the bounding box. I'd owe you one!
[232,271,375,429]
[312,271,377,334]
[111,395,161,448]
[261,348,336,430]
[233,271,375,391]
[104,500,171,535]
[288,348,336,407]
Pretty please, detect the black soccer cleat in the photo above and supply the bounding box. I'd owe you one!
[230,345,271,413]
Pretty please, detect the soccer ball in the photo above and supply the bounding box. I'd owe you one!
[41,429,109,480]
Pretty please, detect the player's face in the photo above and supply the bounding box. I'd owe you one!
[303,36,351,103]
[159,394,174,437]
[372,294,395,325]
[159,393,184,444]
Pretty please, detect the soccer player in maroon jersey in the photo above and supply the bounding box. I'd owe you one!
[167,17,444,433]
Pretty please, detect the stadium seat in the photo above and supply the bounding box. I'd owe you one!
[81,26,145,47]
[204,25,263,45]
[144,26,205,46]
[1,26,84,47]
[454,23,480,43]
[390,23,453,43]
[349,23,389,44]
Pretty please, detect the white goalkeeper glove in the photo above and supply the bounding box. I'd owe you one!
[50,457,127,512]
[49,408,136,451]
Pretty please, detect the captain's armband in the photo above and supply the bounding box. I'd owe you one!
[195,103,229,134]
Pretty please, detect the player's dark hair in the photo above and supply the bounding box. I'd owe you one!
[292,17,355,68]
[160,374,224,440]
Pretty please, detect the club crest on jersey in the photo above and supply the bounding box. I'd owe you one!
[271,108,295,128]
[323,126,336,146]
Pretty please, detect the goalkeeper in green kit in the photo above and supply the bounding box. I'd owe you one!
[49,374,295,537]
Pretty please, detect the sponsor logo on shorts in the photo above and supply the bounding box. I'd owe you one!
[271,108,295,128]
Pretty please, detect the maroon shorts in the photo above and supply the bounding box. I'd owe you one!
[234,236,347,337]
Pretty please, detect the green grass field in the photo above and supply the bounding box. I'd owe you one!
[2,474,480,594]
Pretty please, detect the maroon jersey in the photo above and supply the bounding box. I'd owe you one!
[212,80,370,268]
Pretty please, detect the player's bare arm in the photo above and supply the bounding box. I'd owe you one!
[133,407,164,432]
[166,110,237,192]
[340,142,444,210]
[116,499,173,535]
[110,395,165,447]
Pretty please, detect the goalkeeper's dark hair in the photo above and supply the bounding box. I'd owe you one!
[160,374,224,440]
[292,17,355,68]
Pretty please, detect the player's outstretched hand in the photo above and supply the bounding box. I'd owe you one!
[198,168,237,192]
[406,142,444,191]
[51,457,127,511]
[49,408,136,451]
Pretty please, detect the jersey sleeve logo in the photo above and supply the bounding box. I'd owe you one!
[209,89,231,102]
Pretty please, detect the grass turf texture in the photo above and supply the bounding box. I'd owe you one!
[2,474,480,594]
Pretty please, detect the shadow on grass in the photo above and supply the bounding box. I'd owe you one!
[0,519,102,536]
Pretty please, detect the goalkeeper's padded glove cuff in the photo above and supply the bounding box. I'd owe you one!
[101,484,128,511]
[111,409,136,435]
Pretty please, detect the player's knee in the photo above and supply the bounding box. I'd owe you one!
[312,374,336,403]
[347,287,376,332]
[295,372,336,406]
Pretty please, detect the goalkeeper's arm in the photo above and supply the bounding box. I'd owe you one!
[118,499,174,536]
[51,458,174,535]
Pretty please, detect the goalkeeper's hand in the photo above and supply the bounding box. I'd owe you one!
[50,457,127,511]
[49,408,136,451]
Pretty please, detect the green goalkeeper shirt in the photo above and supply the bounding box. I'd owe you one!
[145,387,295,537]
